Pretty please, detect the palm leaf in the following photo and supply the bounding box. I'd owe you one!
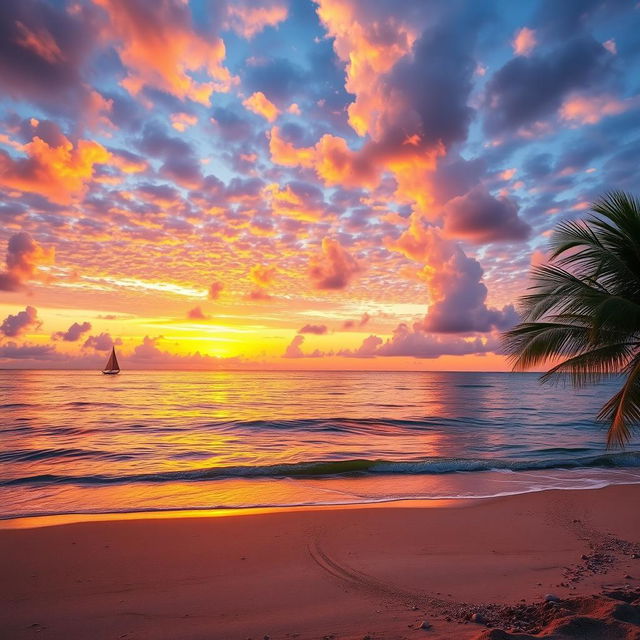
[503,191,640,447]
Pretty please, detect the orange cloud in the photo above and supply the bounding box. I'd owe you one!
[315,0,417,138]
[0,134,110,204]
[266,183,325,222]
[249,264,276,286]
[560,93,637,125]
[243,91,279,122]
[95,0,234,105]
[268,127,315,167]
[512,27,537,57]
[0,233,54,292]
[170,112,198,131]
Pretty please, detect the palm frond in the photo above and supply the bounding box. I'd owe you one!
[598,356,640,447]
[503,190,640,447]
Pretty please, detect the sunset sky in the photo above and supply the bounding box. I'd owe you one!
[0,0,638,370]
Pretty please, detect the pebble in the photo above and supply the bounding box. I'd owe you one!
[471,613,487,624]
[544,594,560,603]
[419,620,432,630]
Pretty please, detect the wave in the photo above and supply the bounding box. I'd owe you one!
[2,451,640,487]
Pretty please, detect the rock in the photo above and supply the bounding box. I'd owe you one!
[544,594,561,603]
[471,613,487,624]
[419,619,432,630]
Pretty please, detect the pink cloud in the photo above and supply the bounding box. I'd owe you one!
[208,281,224,300]
[83,333,122,351]
[299,324,328,335]
[52,321,92,342]
[309,237,361,290]
[560,93,638,126]
[225,1,288,39]
[512,27,537,57]
[0,306,41,338]
[283,334,324,358]
[187,306,208,320]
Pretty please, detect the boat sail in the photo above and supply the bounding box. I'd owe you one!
[102,346,120,375]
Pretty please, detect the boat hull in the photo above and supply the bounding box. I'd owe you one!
[102,370,120,375]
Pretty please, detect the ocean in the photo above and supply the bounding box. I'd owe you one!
[1,370,639,520]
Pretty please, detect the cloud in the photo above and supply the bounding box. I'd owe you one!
[128,335,238,368]
[0,232,54,291]
[559,93,638,126]
[283,334,323,358]
[299,324,328,335]
[308,0,483,212]
[208,281,224,299]
[512,27,537,56]
[187,306,208,320]
[342,312,371,330]
[95,0,234,105]
[246,288,272,301]
[0,133,110,204]
[442,186,531,243]
[0,1,105,120]
[170,112,197,132]
[484,36,612,136]
[377,324,496,358]
[225,0,288,39]
[309,237,361,290]
[249,264,276,287]
[243,91,280,122]
[138,122,203,188]
[338,334,382,358]
[0,342,57,359]
[83,333,122,351]
[0,306,41,338]
[244,57,305,105]
[391,222,518,333]
[53,321,92,342]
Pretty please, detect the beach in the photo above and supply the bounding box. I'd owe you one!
[2,484,639,639]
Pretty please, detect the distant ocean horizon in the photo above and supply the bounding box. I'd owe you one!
[2,370,639,520]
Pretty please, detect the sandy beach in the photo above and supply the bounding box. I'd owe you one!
[1,484,639,639]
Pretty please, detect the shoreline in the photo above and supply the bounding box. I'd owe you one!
[2,476,640,530]
[4,466,640,524]
[2,484,639,639]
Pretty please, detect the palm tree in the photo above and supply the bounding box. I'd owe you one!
[502,191,640,447]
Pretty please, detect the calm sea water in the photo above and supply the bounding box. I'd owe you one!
[1,370,639,519]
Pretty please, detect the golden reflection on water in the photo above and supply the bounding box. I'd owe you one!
[1,369,627,519]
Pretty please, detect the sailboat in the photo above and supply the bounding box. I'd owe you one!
[102,346,120,375]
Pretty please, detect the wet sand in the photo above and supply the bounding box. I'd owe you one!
[1,484,639,639]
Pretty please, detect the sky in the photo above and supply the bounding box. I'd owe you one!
[0,0,638,370]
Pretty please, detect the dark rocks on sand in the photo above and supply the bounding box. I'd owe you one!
[544,594,561,603]
[419,619,432,630]
[471,613,487,624]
